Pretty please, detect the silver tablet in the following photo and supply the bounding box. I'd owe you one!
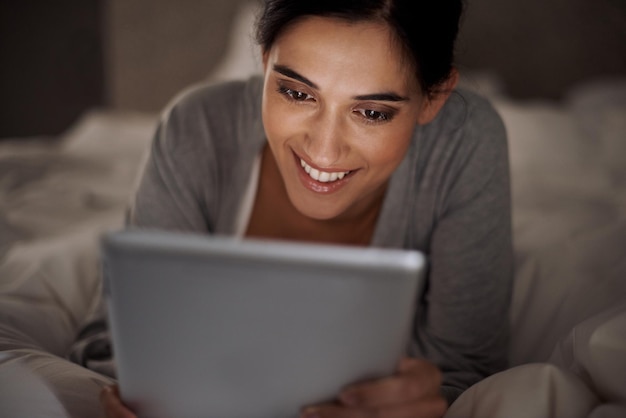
[102,229,425,418]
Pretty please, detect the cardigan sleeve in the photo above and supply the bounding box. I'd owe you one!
[126,87,224,233]
[128,121,210,231]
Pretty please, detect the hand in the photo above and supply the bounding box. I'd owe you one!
[100,385,137,418]
[300,357,447,418]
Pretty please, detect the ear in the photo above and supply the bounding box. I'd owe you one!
[416,68,459,125]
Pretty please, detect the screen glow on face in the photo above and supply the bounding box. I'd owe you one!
[261,16,425,222]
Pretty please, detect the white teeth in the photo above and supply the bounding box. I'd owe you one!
[299,158,349,183]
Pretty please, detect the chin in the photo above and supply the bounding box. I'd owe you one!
[296,204,343,221]
[289,195,347,222]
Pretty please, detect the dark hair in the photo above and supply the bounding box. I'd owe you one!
[255,0,465,95]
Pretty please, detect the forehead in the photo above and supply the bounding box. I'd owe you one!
[267,16,418,93]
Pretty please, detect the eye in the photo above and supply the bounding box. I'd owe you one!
[277,86,313,102]
[357,109,393,122]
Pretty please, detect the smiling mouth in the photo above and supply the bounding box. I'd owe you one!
[299,158,351,183]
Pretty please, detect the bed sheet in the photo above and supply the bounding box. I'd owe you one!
[0,111,157,417]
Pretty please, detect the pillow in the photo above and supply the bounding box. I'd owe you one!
[204,0,262,84]
[0,352,67,418]
[0,349,114,418]
[565,77,626,189]
[549,302,626,404]
[445,363,599,418]
[0,230,104,356]
[509,218,626,365]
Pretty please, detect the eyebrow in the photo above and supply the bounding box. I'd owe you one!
[273,64,319,89]
[352,93,409,102]
[272,64,409,103]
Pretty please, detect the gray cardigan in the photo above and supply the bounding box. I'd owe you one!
[101,75,513,404]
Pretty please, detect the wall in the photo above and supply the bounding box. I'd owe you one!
[105,0,626,111]
[2,0,624,137]
[0,0,104,137]
[457,0,626,99]
[103,0,241,112]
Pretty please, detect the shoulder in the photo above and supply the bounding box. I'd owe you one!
[436,88,507,150]
[417,88,509,173]
[460,88,506,139]
[405,88,510,219]
[152,75,264,156]
[162,75,264,128]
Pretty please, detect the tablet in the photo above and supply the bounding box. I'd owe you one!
[102,229,426,418]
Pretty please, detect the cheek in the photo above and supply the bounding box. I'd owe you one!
[262,96,297,148]
[261,96,279,144]
[359,124,414,173]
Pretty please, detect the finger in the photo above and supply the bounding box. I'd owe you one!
[372,396,448,418]
[397,356,421,372]
[300,396,447,418]
[100,385,137,418]
[300,402,361,418]
[340,360,442,407]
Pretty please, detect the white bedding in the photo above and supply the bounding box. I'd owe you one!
[0,112,156,417]
[1,2,625,415]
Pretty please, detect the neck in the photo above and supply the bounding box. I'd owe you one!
[245,145,385,247]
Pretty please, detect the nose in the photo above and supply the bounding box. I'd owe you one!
[303,108,347,168]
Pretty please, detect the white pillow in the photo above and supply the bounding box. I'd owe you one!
[445,363,599,418]
[0,349,114,418]
[509,218,626,365]
[0,230,104,356]
[565,77,626,190]
[550,302,626,404]
[205,0,263,84]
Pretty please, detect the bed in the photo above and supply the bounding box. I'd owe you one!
[1,3,625,417]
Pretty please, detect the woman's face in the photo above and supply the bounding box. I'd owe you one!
[261,16,430,221]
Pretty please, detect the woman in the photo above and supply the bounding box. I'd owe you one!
[99,0,513,416]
